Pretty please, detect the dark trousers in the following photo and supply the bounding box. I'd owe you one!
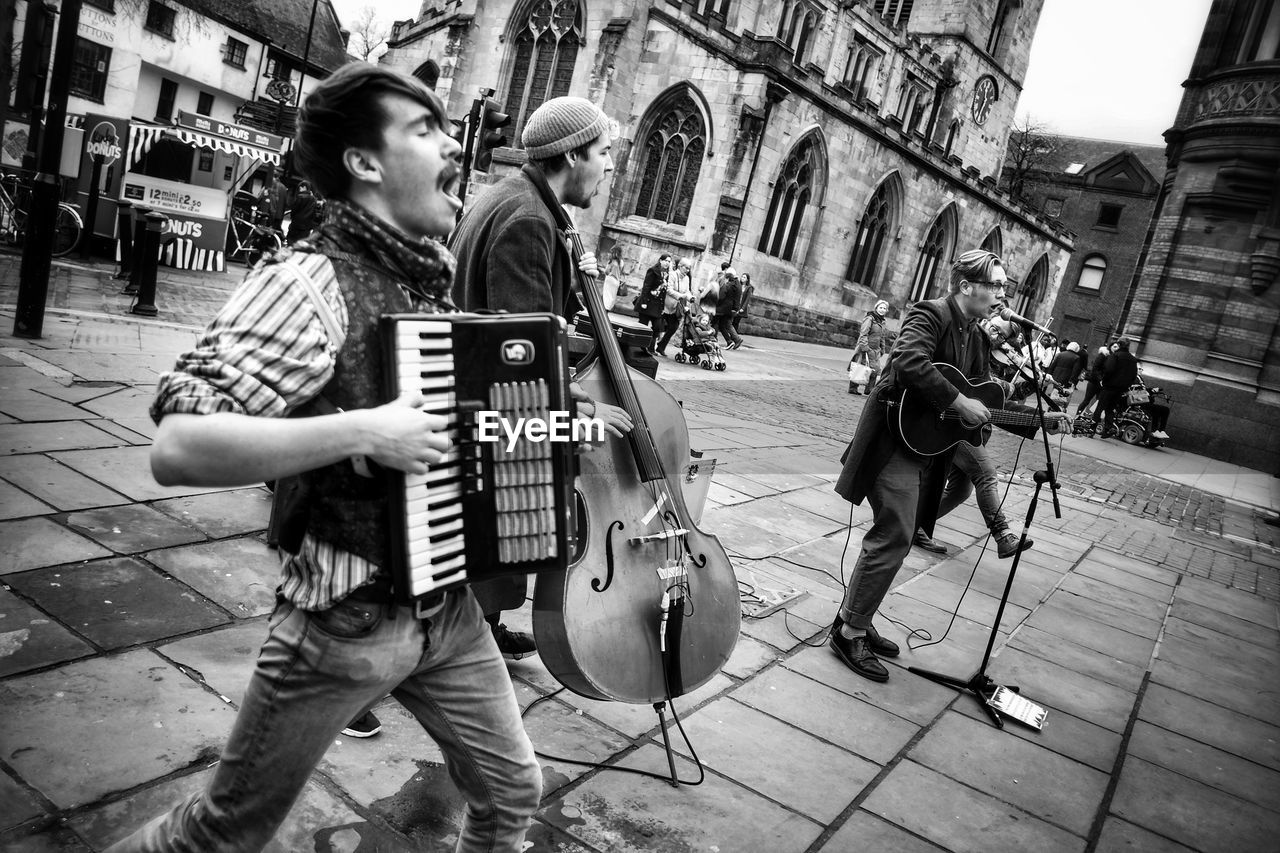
[732,313,745,334]
[657,312,680,352]
[1097,388,1126,434]
[639,314,664,351]
[714,313,741,346]
[1076,380,1101,417]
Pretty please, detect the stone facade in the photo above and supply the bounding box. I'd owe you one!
[1010,135,1166,352]
[1122,0,1280,473]
[383,0,1073,343]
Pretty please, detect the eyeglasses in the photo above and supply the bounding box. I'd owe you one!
[967,280,1007,291]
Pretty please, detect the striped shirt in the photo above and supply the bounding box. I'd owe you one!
[152,252,422,611]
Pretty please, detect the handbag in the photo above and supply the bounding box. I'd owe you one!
[1125,387,1150,405]
[848,355,873,385]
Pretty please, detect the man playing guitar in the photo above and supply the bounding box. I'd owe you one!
[831,249,1067,683]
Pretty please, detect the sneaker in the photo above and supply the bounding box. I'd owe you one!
[830,630,889,682]
[995,532,1033,559]
[493,623,537,659]
[341,711,382,739]
[913,529,948,554]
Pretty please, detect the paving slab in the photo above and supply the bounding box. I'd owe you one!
[0,389,94,422]
[0,517,113,574]
[1055,573,1172,623]
[145,538,280,618]
[1042,588,1164,641]
[1157,625,1280,685]
[6,557,229,650]
[0,823,92,850]
[1073,557,1178,599]
[951,690,1123,773]
[1147,656,1280,727]
[0,649,236,808]
[702,504,813,559]
[35,380,127,405]
[86,418,153,446]
[784,485,862,523]
[63,503,206,553]
[1168,597,1280,650]
[720,634,782,680]
[1126,720,1280,815]
[817,810,950,852]
[50,447,224,502]
[862,759,1086,853]
[0,587,95,678]
[519,685,633,788]
[739,607,823,651]
[928,555,1066,611]
[0,769,45,832]
[1007,624,1147,693]
[66,767,380,853]
[1110,756,1280,853]
[986,646,1138,733]
[1079,547,1176,581]
[784,643,957,727]
[0,421,122,455]
[895,573,1033,630]
[907,710,1109,837]
[537,743,824,853]
[149,488,272,538]
[157,620,268,707]
[1175,576,1279,628]
[1022,602,1156,667]
[555,673,735,741]
[77,386,157,420]
[0,454,131,511]
[1138,682,1280,770]
[0,479,53,521]
[1093,817,1198,853]
[730,665,919,764]
[723,493,848,542]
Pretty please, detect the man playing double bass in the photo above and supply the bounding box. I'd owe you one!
[831,249,1067,683]
[450,95,633,657]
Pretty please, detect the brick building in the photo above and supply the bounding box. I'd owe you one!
[380,0,1074,345]
[1007,135,1165,353]
[1122,0,1280,471]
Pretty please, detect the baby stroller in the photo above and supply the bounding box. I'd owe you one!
[672,305,727,371]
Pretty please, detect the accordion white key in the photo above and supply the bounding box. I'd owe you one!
[380,312,576,602]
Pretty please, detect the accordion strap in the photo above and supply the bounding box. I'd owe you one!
[277,255,346,353]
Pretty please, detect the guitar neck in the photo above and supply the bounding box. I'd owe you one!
[938,408,1042,427]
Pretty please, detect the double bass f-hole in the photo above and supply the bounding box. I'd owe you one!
[592,520,626,593]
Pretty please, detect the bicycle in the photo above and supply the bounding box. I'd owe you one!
[0,171,84,257]
[226,205,283,266]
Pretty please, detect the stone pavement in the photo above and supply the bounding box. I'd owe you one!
[2,259,1279,852]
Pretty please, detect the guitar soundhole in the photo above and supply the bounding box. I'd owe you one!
[569,490,589,564]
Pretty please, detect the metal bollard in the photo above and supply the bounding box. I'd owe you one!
[114,199,133,280]
[124,205,150,294]
[131,211,166,317]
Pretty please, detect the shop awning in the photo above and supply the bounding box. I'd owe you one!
[126,123,282,170]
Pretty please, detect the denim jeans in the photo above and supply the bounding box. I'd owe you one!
[936,442,1009,536]
[839,446,930,628]
[106,588,540,853]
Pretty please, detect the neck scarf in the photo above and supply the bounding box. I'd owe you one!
[310,199,455,302]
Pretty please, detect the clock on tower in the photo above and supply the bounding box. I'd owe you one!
[971,76,998,125]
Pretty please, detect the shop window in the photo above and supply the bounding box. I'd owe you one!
[1096,202,1123,229]
[145,2,177,39]
[156,78,178,122]
[197,148,215,172]
[1045,197,1064,217]
[633,93,706,226]
[224,37,248,69]
[503,0,582,147]
[69,38,111,102]
[1076,254,1106,291]
[135,138,193,183]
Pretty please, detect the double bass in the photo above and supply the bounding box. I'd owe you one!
[532,220,740,704]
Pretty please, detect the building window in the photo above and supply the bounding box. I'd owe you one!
[846,178,896,290]
[413,60,440,89]
[1077,254,1106,291]
[504,0,583,147]
[156,78,178,122]
[943,120,959,154]
[1013,255,1049,318]
[69,38,111,102]
[898,77,929,133]
[84,0,115,11]
[145,2,176,39]
[909,207,957,302]
[777,3,818,64]
[693,0,730,19]
[197,92,214,116]
[197,147,214,172]
[986,0,1018,58]
[264,56,290,80]
[1045,197,1065,217]
[1096,203,1123,229]
[633,94,706,226]
[758,135,821,262]
[873,0,914,27]
[1235,0,1280,62]
[844,36,883,101]
[223,37,248,69]
[980,226,1002,258]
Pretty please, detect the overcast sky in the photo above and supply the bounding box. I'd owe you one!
[328,0,1214,146]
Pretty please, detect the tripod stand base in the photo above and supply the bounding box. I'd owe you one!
[909,666,1008,729]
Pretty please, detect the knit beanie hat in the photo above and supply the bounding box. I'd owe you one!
[522,97,610,159]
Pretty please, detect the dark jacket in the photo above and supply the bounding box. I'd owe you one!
[1048,350,1081,385]
[1087,349,1109,383]
[286,192,322,243]
[716,278,741,316]
[834,296,1036,534]
[738,282,755,316]
[1101,349,1139,390]
[636,263,667,319]
[855,312,892,359]
[450,164,577,318]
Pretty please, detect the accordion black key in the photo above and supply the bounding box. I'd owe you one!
[380,313,576,602]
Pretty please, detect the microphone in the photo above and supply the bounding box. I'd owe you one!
[998,307,1054,337]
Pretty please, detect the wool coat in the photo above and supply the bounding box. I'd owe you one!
[636,263,667,319]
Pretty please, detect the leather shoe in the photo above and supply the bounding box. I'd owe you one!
[831,616,899,657]
[830,630,889,682]
[995,532,1033,559]
[913,530,948,554]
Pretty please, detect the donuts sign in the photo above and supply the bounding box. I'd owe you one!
[86,121,122,166]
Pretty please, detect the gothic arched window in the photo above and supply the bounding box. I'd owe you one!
[909,206,957,302]
[846,178,897,290]
[1015,254,1050,318]
[980,226,1002,258]
[633,95,707,226]
[505,0,583,147]
[758,135,821,261]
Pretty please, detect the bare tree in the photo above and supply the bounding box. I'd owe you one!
[1002,116,1058,203]
[348,6,390,62]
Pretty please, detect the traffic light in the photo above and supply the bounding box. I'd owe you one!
[472,98,510,173]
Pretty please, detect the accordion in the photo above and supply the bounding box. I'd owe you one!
[380,313,576,603]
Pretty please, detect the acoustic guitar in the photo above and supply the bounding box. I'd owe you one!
[890,362,1050,456]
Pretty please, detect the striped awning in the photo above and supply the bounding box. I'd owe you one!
[127,123,282,169]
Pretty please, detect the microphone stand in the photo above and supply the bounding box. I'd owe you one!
[908,318,1061,729]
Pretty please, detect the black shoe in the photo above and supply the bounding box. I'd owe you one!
[493,623,537,659]
[913,530,948,554]
[995,532,1033,559]
[830,630,889,682]
[341,711,382,739]
[831,616,898,658]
